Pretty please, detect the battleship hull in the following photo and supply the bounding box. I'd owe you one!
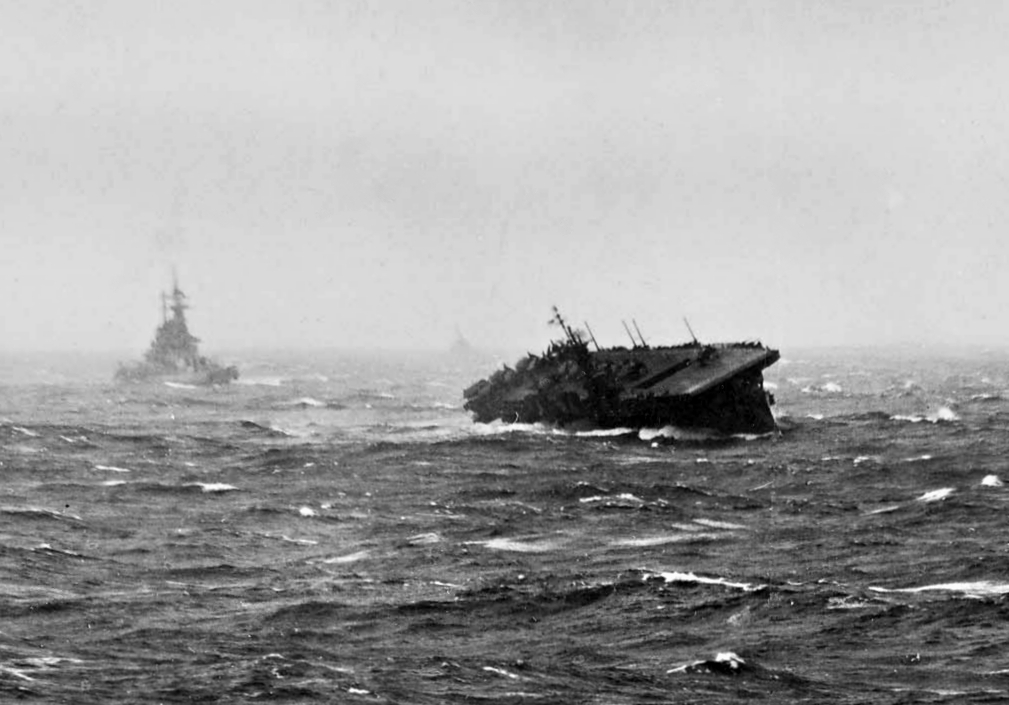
[464,341,780,435]
[115,362,239,386]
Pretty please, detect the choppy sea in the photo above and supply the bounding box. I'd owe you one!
[3,346,1009,703]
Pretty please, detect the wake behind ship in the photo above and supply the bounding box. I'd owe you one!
[463,308,780,434]
[115,276,238,386]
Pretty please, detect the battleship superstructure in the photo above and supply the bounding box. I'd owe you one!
[463,308,779,435]
[115,276,238,385]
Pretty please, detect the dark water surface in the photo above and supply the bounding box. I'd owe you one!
[3,348,1009,703]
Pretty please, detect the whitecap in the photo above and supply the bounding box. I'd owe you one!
[579,493,643,505]
[929,406,959,422]
[319,550,369,564]
[870,581,1009,597]
[34,544,85,556]
[901,455,933,463]
[826,596,873,610]
[21,656,84,668]
[639,426,722,442]
[483,666,520,679]
[163,381,198,390]
[472,421,551,436]
[917,487,954,502]
[612,533,723,546]
[102,480,127,487]
[646,570,765,592]
[236,376,284,386]
[865,505,900,515]
[282,397,327,407]
[970,393,1001,401]
[667,651,746,674]
[188,483,239,493]
[298,506,317,517]
[574,427,636,437]
[3,506,82,521]
[476,537,564,553]
[12,426,39,437]
[692,518,747,530]
[732,432,773,441]
[0,665,35,681]
[95,464,131,473]
[802,383,842,394]
[892,407,959,424]
[981,475,1003,487]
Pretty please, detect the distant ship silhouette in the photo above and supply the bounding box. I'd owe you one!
[115,273,238,386]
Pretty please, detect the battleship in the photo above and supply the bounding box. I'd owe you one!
[463,308,780,435]
[115,276,238,386]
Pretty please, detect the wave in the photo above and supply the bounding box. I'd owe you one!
[187,482,239,493]
[0,506,83,522]
[668,651,748,675]
[917,487,954,502]
[277,397,345,410]
[163,381,199,390]
[235,376,285,387]
[801,382,843,394]
[238,420,294,437]
[869,581,1009,598]
[969,393,1002,402]
[119,481,240,495]
[351,390,397,401]
[891,406,959,424]
[642,570,766,592]
[639,426,726,443]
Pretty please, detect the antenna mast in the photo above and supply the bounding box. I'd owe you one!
[683,317,699,345]
[621,320,638,348]
[584,322,601,351]
[632,319,648,348]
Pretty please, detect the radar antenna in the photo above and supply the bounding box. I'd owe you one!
[550,306,579,344]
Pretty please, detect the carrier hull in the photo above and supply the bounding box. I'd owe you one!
[463,314,779,435]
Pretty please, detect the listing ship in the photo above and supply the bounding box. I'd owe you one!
[115,276,238,386]
[463,308,779,435]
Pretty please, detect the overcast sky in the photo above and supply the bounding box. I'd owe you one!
[3,0,1009,353]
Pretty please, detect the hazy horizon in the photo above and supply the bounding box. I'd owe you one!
[4,1,1009,354]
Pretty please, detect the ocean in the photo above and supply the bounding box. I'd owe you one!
[3,346,1009,703]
